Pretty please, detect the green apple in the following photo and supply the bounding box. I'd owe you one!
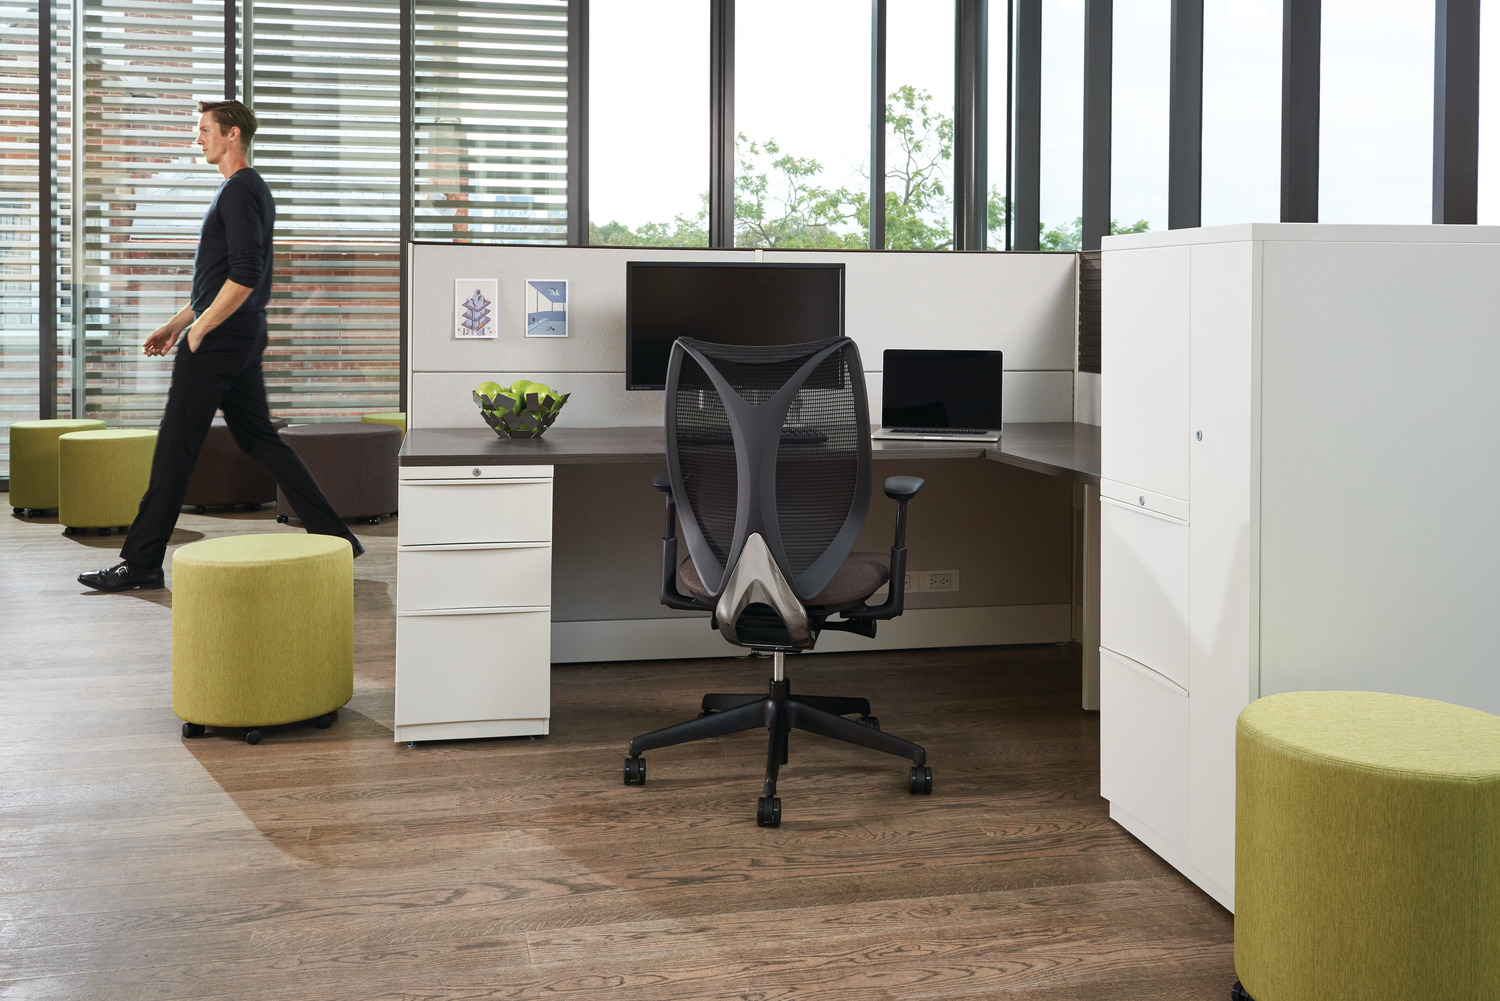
[476,380,503,401]
[510,379,533,396]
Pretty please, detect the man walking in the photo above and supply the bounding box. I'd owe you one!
[79,99,361,592]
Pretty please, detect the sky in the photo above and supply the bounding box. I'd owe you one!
[589,0,1498,237]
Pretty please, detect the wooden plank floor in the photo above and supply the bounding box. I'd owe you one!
[0,497,1234,1000]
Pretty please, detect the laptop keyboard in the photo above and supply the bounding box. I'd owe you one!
[888,427,992,436]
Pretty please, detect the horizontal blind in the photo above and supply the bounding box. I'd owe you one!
[0,2,44,474]
[76,0,227,425]
[248,0,401,418]
[414,0,568,243]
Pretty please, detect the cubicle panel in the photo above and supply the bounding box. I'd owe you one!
[772,250,1079,371]
[409,244,1082,431]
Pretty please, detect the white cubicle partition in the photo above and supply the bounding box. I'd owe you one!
[1100,222,1500,911]
[405,243,1084,662]
[407,245,1081,430]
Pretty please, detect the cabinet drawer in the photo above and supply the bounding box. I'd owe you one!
[401,464,553,481]
[398,545,552,613]
[395,609,550,727]
[1099,648,1188,849]
[399,479,553,546]
[1101,498,1190,690]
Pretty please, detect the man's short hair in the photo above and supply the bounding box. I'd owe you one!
[197,100,259,148]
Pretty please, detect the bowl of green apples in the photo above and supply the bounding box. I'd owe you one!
[473,379,570,439]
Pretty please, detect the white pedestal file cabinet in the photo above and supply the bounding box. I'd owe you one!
[1099,223,1500,912]
[395,463,554,742]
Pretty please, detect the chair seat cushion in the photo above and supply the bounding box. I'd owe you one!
[679,551,890,607]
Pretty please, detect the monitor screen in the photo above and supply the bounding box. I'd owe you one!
[626,261,845,390]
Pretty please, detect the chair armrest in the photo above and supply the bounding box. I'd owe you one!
[842,475,924,621]
[654,469,713,612]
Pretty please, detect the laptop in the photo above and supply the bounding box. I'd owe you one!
[873,348,1004,442]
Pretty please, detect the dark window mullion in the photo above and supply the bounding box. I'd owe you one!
[870,0,886,250]
[708,0,734,248]
[1081,0,1110,251]
[1167,0,1202,230]
[1280,0,1319,223]
[1432,0,1480,224]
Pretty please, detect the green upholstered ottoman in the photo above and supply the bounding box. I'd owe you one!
[361,411,406,435]
[56,428,157,532]
[172,534,353,744]
[1234,691,1500,1001]
[8,418,106,513]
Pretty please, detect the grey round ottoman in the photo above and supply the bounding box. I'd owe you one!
[182,416,288,511]
[275,422,401,524]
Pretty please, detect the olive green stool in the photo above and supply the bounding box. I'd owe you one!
[172,534,353,744]
[1234,691,1500,1001]
[56,428,157,533]
[8,418,106,514]
[361,411,406,436]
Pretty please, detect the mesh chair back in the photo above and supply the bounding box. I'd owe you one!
[666,336,871,603]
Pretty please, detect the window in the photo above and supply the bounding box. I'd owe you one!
[1479,0,1498,223]
[74,0,229,426]
[884,0,954,249]
[414,0,569,244]
[1201,0,1279,225]
[588,0,708,246]
[1319,0,1433,223]
[734,0,870,249]
[1110,0,1168,234]
[0,1,43,475]
[1038,0,1082,249]
[246,0,401,418]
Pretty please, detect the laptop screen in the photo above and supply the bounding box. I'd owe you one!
[881,349,1004,430]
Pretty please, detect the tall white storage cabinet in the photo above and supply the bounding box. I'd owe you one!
[1099,223,1500,911]
[395,463,555,742]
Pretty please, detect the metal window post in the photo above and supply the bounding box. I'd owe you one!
[1280,0,1320,223]
[1081,0,1111,250]
[870,0,886,250]
[954,0,988,250]
[1432,0,1479,224]
[1167,0,1202,230]
[709,0,735,248]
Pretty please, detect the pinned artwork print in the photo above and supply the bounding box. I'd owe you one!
[454,280,498,339]
[525,279,568,338]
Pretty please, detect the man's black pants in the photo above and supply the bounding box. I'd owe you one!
[121,326,356,570]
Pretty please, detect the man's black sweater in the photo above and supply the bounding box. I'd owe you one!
[190,167,275,332]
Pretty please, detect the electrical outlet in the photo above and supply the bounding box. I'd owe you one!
[922,570,959,592]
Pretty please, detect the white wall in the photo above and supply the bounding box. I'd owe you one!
[408,245,1080,430]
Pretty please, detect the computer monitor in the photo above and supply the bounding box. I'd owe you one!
[626,261,845,391]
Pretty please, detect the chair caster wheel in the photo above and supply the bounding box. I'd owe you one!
[909,765,933,795]
[182,722,205,738]
[858,715,880,730]
[756,796,782,828]
[315,711,335,729]
[276,515,288,524]
[245,729,262,745]
[623,755,646,785]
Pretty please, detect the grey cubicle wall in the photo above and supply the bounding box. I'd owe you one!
[408,245,1080,429]
[408,243,1081,661]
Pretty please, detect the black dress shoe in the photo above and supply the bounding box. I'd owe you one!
[78,560,165,592]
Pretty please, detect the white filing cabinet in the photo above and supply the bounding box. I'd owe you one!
[1100,223,1500,912]
[395,463,554,742]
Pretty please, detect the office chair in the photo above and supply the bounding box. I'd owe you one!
[625,335,931,827]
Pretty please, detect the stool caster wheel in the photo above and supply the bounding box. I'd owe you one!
[623,755,646,785]
[315,712,335,729]
[11,507,20,516]
[245,729,262,745]
[195,506,208,514]
[181,722,205,738]
[98,527,112,536]
[909,765,933,794]
[858,715,880,730]
[1231,982,1254,1001]
[756,796,781,828]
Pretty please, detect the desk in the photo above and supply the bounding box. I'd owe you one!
[395,423,1100,743]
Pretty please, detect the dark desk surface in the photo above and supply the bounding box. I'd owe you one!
[401,423,1100,484]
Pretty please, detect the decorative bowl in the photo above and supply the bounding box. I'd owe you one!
[473,388,570,439]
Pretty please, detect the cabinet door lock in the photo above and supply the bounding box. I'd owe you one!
[472,468,482,477]
[1195,430,1203,441]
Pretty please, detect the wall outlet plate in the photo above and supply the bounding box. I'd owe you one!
[921,570,959,592]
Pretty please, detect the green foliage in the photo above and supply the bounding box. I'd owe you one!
[589,86,1148,253]
[1038,216,1152,252]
